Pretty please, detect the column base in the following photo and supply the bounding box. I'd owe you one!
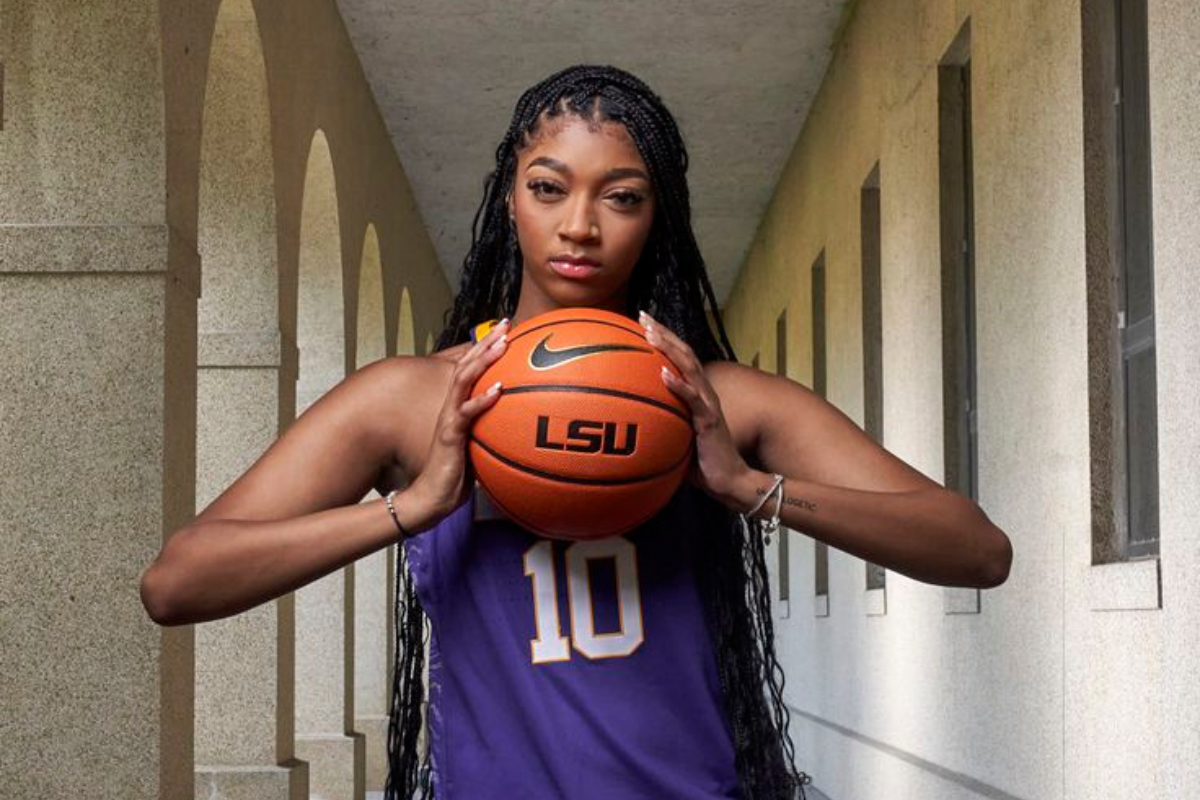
[355,714,390,791]
[194,758,308,800]
[295,733,365,800]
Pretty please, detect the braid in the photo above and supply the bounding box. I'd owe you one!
[383,547,431,798]
[392,64,810,800]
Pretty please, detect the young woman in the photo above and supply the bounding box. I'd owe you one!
[141,65,1012,800]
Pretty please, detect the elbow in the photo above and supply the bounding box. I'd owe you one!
[976,523,1013,589]
[941,492,1013,589]
[140,554,193,627]
[140,562,176,626]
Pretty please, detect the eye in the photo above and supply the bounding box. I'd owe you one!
[607,190,645,208]
[527,179,564,200]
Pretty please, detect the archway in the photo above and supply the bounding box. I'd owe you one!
[352,223,392,788]
[294,128,363,798]
[193,1,288,793]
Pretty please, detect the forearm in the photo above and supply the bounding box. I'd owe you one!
[730,468,1012,589]
[141,484,442,626]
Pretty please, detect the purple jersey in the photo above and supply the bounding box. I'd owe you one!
[403,483,742,799]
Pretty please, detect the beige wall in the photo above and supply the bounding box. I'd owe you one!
[721,0,1198,797]
[0,0,449,796]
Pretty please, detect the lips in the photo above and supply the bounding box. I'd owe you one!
[549,255,602,279]
[550,253,600,266]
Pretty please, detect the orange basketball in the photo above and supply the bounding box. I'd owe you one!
[468,307,694,540]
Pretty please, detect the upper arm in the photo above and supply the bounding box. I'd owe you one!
[709,361,942,494]
[192,357,415,525]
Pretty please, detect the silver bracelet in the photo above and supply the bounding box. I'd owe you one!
[744,474,782,520]
[384,489,410,539]
[766,477,785,536]
[741,473,785,544]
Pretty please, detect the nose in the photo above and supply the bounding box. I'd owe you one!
[559,195,599,242]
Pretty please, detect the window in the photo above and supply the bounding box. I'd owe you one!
[938,49,978,504]
[861,162,887,596]
[776,309,791,603]
[1083,0,1159,566]
[938,21,981,615]
[812,252,829,617]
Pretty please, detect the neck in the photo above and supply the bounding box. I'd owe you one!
[509,285,630,328]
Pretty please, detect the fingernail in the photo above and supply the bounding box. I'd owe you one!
[486,381,502,395]
[499,317,510,327]
[660,366,672,380]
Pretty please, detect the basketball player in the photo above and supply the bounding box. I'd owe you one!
[140,65,1012,799]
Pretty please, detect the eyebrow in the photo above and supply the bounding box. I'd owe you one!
[526,156,650,183]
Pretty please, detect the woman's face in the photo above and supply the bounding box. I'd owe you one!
[509,114,656,322]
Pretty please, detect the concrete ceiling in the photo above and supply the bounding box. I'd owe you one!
[333,0,851,306]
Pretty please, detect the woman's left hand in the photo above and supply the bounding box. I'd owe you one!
[639,310,750,511]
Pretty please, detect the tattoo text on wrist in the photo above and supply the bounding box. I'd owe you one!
[784,496,817,512]
[753,485,818,513]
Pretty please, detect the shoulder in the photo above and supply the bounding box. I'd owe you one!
[344,352,446,406]
[701,358,762,391]
[352,340,471,398]
[700,359,823,458]
[701,357,792,406]
[705,359,942,492]
[342,350,461,481]
[357,346,460,385]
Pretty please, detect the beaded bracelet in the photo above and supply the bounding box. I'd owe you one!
[384,489,410,539]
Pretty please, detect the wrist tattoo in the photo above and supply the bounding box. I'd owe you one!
[754,484,818,513]
[784,496,817,512]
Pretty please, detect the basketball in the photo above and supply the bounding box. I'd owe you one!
[468,307,694,539]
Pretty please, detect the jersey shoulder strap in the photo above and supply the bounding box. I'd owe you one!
[469,318,501,343]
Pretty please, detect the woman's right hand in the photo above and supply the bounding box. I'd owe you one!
[410,319,510,520]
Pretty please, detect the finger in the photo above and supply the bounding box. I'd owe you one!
[450,332,507,402]
[661,365,727,432]
[639,312,702,375]
[660,366,705,412]
[443,379,501,442]
[641,320,721,412]
[460,380,503,419]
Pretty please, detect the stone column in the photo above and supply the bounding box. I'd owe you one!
[292,129,365,800]
[354,524,395,789]
[0,225,195,800]
[0,1,192,798]
[292,354,365,800]
[295,565,366,800]
[193,332,307,800]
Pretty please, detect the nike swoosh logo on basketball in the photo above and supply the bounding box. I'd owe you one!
[528,334,653,370]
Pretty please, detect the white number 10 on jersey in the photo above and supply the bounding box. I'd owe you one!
[522,537,645,664]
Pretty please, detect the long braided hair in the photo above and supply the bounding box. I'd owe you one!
[385,64,811,800]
